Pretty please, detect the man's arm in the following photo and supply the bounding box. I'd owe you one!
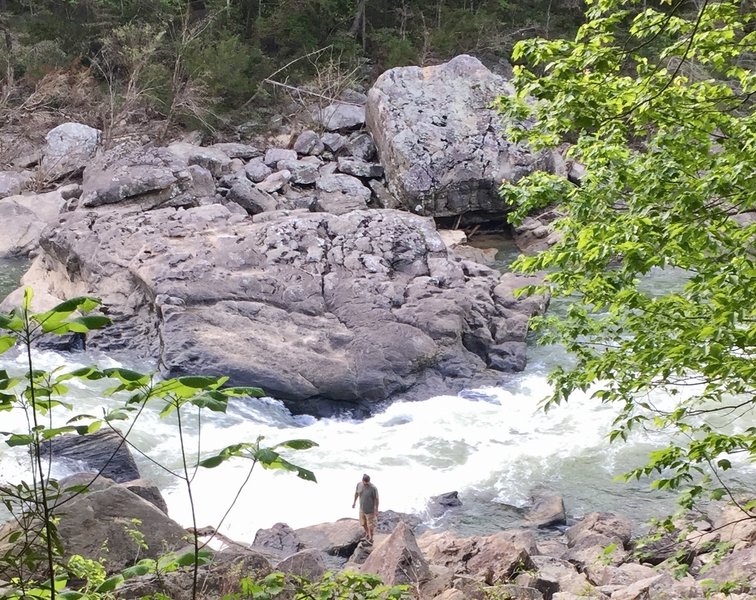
[352,486,359,508]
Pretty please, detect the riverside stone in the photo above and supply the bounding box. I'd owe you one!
[293,130,324,155]
[312,102,366,131]
[244,157,274,183]
[337,157,384,179]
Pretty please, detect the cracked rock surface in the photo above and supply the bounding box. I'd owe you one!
[21,204,543,416]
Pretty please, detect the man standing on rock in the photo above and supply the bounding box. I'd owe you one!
[352,473,379,544]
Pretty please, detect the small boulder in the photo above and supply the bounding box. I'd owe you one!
[293,130,324,155]
[276,548,327,580]
[346,133,376,161]
[0,170,33,198]
[258,170,292,194]
[312,103,366,132]
[41,122,101,180]
[244,158,274,183]
[166,142,232,178]
[264,148,297,167]
[337,157,384,179]
[253,522,305,557]
[227,177,278,214]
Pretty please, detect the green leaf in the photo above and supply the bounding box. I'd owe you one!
[95,574,124,593]
[276,439,318,451]
[0,335,16,354]
[121,563,152,579]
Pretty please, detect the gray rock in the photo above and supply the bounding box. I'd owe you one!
[244,158,274,183]
[16,207,544,416]
[277,159,319,185]
[253,522,305,557]
[209,142,261,160]
[123,479,169,514]
[366,55,552,218]
[187,164,216,199]
[80,143,195,209]
[0,188,67,257]
[263,148,297,167]
[316,173,371,200]
[321,132,347,153]
[369,179,401,209]
[312,102,366,132]
[258,170,292,193]
[26,474,184,573]
[0,170,33,198]
[526,493,566,529]
[41,122,101,180]
[293,130,324,155]
[227,177,278,214]
[337,157,384,179]
[167,142,232,177]
[346,133,376,161]
[276,548,327,580]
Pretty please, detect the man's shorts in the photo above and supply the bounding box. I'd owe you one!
[360,510,377,530]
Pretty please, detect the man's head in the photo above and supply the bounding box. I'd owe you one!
[362,474,370,483]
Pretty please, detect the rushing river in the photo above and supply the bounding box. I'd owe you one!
[0,248,752,543]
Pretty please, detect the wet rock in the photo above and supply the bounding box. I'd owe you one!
[427,491,463,518]
[526,494,567,529]
[44,430,142,483]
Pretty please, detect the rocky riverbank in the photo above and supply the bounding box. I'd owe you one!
[0,55,559,418]
[3,430,753,600]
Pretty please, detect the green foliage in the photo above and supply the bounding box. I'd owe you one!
[0,289,318,600]
[226,570,412,600]
[497,0,755,515]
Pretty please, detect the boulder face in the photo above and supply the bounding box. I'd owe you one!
[366,55,551,220]
[41,122,101,180]
[20,204,544,416]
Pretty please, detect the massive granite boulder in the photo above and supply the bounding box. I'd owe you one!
[10,203,544,416]
[366,54,552,221]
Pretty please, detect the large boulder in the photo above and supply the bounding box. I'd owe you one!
[12,205,544,416]
[366,54,552,220]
